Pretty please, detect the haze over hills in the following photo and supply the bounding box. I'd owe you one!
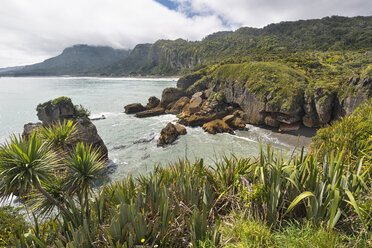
[1,15,371,77]
[1,45,130,76]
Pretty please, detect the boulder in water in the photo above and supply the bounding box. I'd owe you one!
[124,103,146,114]
[202,119,234,134]
[157,122,186,147]
[135,107,165,118]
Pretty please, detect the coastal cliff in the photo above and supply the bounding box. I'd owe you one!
[125,57,371,141]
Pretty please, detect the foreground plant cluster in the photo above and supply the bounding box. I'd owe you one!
[0,103,371,247]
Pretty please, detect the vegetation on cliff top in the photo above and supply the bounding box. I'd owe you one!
[181,50,371,116]
[210,61,307,111]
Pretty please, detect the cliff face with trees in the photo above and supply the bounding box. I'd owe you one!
[101,15,372,76]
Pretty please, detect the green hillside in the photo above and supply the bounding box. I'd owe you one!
[101,15,372,76]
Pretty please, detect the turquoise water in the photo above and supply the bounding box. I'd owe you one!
[0,77,293,182]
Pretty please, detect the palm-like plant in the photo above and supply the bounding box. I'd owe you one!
[39,120,77,149]
[0,133,69,216]
[64,142,105,216]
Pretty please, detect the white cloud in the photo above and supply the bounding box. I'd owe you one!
[0,0,226,67]
[0,0,371,67]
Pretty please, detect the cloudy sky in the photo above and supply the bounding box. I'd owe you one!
[0,0,371,67]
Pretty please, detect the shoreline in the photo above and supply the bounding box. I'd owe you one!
[0,75,181,80]
[257,125,317,148]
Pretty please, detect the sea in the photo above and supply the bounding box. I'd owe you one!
[0,77,296,183]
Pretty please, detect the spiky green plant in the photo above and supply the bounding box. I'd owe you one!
[0,133,71,217]
[284,150,368,230]
[64,142,105,218]
[39,120,77,149]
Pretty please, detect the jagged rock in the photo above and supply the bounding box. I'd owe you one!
[189,92,204,113]
[202,119,234,134]
[157,122,186,146]
[217,81,267,124]
[160,88,185,108]
[222,114,246,130]
[222,115,235,125]
[168,96,190,114]
[135,107,165,118]
[37,97,76,124]
[278,122,301,132]
[26,98,108,159]
[124,103,146,114]
[174,124,187,135]
[146,96,160,109]
[233,110,244,118]
[231,118,246,130]
[264,116,280,127]
[179,112,227,127]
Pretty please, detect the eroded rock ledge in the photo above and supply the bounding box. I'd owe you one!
[125,62,371,146]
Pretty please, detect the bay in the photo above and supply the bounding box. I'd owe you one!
[0,77,295,182]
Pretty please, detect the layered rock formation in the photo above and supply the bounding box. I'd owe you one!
[124,61,371,145]
[24,97,108,159]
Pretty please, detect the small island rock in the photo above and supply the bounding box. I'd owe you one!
[157,122,186,147]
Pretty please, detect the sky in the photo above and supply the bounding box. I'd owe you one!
[0,0,371,67]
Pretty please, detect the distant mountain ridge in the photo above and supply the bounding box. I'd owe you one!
[1,15,371,77]
[1,45,130,76]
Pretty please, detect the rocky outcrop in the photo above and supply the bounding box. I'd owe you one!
[124,67,371,138]
[146,96,160,109]
[25,97,108,159]
[157,123,187,146]
[202,119,234,134]
[189,92,204,113]
[124,103,146,114]
[223,115,246,130]
[160,88,185,108]
[174,124,187,135]
[168,96,190,114]
[22,123,42,137]
[37,97,76,124]
[68,117,108,159]
[215,81,267,124]
[135,107,165,118]
[314,88,335,124]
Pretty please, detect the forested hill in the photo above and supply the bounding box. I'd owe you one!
[101,15,372,76]
[2,45,130,76]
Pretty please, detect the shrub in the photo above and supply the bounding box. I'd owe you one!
[0,207,29,246]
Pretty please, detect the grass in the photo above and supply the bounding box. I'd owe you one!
[220,215,370,248]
